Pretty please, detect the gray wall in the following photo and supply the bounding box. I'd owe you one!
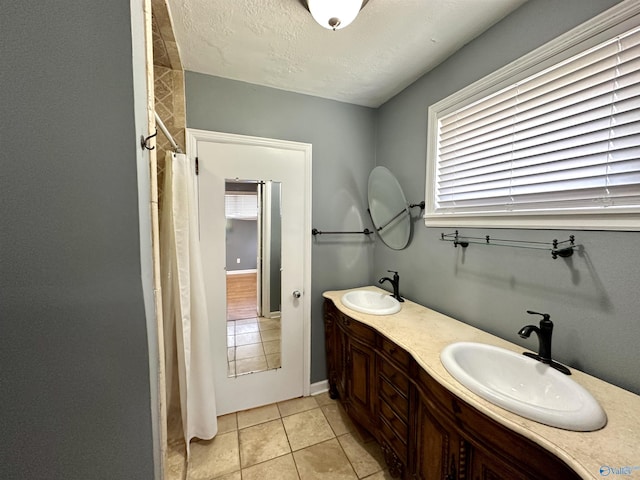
[186,73,377,382]
[1,2,155,479]
[226,219,258,271]
[375,0,640,395]
[185,0,640,395]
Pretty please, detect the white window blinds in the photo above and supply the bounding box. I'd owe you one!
[225,193,258,220]
[432,25,640,219]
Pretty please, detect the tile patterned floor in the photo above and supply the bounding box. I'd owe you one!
[166,392,394,480]
[227,317,281,377]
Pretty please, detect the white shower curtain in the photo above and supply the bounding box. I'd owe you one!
[160,151,217,456]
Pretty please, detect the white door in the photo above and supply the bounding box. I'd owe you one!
[189,129,311,415]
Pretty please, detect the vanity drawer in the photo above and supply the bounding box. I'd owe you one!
[379,335,411,369]
[379,406,407,460]
[379,377,409,422]
[338,313,376,346]
[378,357,409,397]
[379,397,408,439]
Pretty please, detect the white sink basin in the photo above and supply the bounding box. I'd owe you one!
[440,342,606,431]
[341,290,401,316]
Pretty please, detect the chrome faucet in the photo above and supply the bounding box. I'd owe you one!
[518,310,570,375]
[378,270,404,302]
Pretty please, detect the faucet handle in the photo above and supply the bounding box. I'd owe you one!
[387,269,398,274]
[526,310,551,322]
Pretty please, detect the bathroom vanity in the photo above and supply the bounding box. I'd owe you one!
[323,287,640,480]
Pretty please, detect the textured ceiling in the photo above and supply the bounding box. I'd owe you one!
[166,0,528,107]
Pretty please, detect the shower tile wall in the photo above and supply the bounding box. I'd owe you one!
[152,2,186,208]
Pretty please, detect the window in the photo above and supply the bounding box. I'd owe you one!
[425,2,640,230]
[225,193,258,220]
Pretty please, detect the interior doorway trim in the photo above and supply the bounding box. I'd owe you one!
[186,128,312,398]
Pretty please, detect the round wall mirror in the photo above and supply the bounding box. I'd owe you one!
[368,166,410,250]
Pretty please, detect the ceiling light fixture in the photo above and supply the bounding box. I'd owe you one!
[305,0,369,31]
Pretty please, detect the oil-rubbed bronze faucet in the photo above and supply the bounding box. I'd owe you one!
[378,270,404,302]
[518,310,570,375]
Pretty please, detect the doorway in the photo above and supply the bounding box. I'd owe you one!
[187,129,312,415]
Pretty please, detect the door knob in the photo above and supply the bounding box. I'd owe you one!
[293,290,302,298]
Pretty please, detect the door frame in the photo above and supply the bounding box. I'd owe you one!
[186,128,312,404]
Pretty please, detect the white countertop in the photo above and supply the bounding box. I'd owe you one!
[324,286,640,480]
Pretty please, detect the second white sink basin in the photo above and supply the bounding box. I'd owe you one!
[341,290,401,316]
[440,342,606,431]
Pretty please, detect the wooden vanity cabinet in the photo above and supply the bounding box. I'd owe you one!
[324,301,377,433]
[324,299,581,480]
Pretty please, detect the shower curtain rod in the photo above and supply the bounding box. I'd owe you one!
[154,111,182,153]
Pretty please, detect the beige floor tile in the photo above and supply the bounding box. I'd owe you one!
[282,408,335,451]
[236,355,268,375]
[293,438,358,480]
[350,422,376,444]
[313,391,336,407]
[235,343,264,360]
[258,318,280,331]
[186,431,239,480]
[165,442,186,480]
[227,361,236,377]
[241,453,300,480]
[227,335,235,347]
[260,329,280,342]
[227,324,235,335]
[235,322,260,334]
[262,339,281,354]
[278,396,319,417]
[239,419,291,468]
[217,413,237,434]
[321,403,356,436]
[338,433,385,478]
[235,332,261,346]
[361,471,395,480]
[266,353,281,369]
[237,403,281,429]
[215,471,241,480]
[227,347,235,362]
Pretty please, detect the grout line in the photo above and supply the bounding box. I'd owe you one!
[280,416,292,447]
[235,429,242,480]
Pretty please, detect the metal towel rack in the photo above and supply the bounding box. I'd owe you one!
[440,230,578,259]
[312,228,373,236]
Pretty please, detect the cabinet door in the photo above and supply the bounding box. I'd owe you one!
[468,446,529,480]
[415,396,467,480]
[324,300,348,400]
[346,337,377,432]
[335,326,348,399]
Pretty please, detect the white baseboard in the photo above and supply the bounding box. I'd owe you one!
[309,380,329,396]
[226,269,257,275]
